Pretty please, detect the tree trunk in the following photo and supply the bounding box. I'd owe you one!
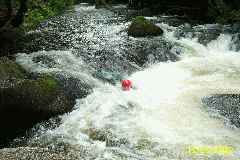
[4,0,13,18]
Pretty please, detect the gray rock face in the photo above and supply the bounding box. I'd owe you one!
[202,94,240,128]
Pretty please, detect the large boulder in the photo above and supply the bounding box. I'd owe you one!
[0,57,73,147]
[128,16,163,37]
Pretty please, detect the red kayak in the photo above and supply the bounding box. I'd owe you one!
[121,79,132,91]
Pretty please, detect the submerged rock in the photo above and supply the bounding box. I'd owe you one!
[86,128,129,147]
[202,94,240,128]
[93,69,123,84]
[128,16,163,37]
[0,57,74,147]
[32,55,57,68]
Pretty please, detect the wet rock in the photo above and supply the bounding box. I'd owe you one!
[128,16,163,37]
[174,23,194,39]
[0,57,74,147]
[82,49,140,76]
[230,33,240,51]
[232,22,240,33]
[175,24,222,45]
[87,128,129,147]
[0,147,80,160]
[55,74,93,100]
[202,94,240,128]
[195,24,223,45]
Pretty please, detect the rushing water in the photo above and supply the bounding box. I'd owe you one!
[15,3,240,160]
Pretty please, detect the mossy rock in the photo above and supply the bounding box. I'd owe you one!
[0,74,72,117]
[0,57,27,80]
[128,16,163,37]
[0,74,72,146]
[0,58,74,145]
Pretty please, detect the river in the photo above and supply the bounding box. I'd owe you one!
[14,3,240,160]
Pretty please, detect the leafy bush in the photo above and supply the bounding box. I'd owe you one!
[24,0,75,29]
[216,10,240,23]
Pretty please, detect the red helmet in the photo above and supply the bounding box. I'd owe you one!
[121,79,132,91]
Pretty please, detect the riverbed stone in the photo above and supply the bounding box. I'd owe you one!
[128,16,163,37]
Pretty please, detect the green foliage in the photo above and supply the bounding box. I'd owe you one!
[48,0,74,13]
[216,10,240,24]
[24,6,55,29]
[24,0,75,30]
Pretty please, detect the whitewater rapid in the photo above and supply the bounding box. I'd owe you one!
[15,4,240,160]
